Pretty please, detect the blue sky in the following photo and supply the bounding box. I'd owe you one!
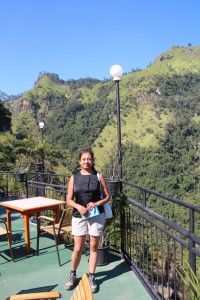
[1,0,200,95]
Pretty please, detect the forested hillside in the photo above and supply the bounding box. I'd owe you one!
[0,45,200,203]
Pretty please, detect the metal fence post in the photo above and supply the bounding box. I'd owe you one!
[189,208,196,298]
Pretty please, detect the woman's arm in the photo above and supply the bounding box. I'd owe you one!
[67,176,87,215]
[87,173,110,210]
[96,173,110,206]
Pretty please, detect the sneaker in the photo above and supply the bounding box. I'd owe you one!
[89,274,98,293]
[64,272,77,290]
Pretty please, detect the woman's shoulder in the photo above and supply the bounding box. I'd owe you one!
[72,171,80,180]
[73,171,80,176]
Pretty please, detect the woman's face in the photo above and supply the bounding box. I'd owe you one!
[79,152,94,170]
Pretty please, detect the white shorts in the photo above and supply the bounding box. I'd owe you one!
[72,213,105,237]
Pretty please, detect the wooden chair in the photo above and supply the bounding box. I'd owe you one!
[5,291,62,299]
[36,208,73,266]
[0,219,14,261]
[70,273,94,300]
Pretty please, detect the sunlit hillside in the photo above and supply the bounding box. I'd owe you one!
[1,45,199,201]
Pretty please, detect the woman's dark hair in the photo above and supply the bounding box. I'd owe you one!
[78,148,96,172]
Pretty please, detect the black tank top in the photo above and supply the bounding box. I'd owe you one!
[72,171,104,218]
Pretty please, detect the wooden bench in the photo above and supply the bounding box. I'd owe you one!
[5,291,62,300]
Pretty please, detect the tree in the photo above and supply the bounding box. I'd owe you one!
[0,100,11,131]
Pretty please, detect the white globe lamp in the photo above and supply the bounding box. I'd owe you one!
[110,65,123,81]
[39,122,45,129]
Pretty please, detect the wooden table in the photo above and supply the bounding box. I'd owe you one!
[0,197,66,254]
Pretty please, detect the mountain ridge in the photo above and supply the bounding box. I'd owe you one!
[1,44,199,202]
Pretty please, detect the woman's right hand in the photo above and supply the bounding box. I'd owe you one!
[76,204,87,216]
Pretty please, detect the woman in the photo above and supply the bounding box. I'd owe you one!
[65,148,110,293]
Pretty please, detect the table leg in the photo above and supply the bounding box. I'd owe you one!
[23,213,30,255]
[6,208,12,245]
[36,212,41,236]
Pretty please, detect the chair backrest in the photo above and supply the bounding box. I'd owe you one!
[0,219,14,261]
[5,291,62,300]
[58,208,72,232]
[70,273,94,300]
[0,220,9,236]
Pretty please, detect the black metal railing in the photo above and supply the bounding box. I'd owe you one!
[0,171,27,197]
[0,170,70,200]
[27,172,70,201]
[121,180,200,300]
[0,170,199,300]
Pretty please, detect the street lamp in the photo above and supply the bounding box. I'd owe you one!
[39,122,45,172]
[110,65,124,254]
[39,122,45,142]
[110,64,123,182]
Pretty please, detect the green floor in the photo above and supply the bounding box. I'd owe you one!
[0,197,152,300]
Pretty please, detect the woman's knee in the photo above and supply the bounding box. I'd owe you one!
[73,247,83,255]
[73,243,85,255]
[90,242,98,252]
[73,236,86,254]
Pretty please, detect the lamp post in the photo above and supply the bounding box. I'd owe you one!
[110,65,124,256]
[39,122,45,142]
[110,65,123,182]
[39,122,45,172]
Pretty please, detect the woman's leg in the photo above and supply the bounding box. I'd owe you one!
[88,214,105,274]
[65,218,88,290]
[71,235,86,271]
[88,235,101,274]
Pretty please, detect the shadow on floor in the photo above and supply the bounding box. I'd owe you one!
[13,284,59,295]
[96,258,131,285]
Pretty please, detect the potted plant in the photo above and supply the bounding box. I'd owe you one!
[33,162,44,172]
[14,154,29,183]
[97,236,110,266]
[105,179,120,198]
[177,261,200,300]
[15,171,27,183]
[96,192,126,266]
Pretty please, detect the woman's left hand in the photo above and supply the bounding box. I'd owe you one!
[86,202,96,211]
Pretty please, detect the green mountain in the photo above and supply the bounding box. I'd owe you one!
[1,45,200,202]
